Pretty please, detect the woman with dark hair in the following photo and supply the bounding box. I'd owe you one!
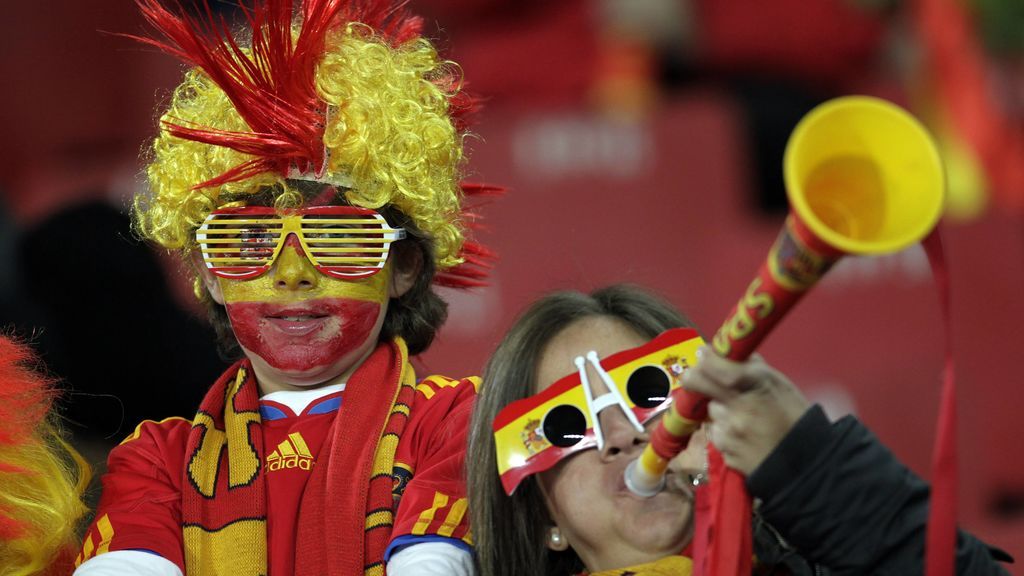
[468,285,704,576]
[467,284,1010,576]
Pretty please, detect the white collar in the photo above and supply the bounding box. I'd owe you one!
[261,382,345,415]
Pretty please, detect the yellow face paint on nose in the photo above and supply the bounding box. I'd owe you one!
[218,237,391,305]
[272,238,321,291]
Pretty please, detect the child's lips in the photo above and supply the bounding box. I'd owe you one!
[265,315,328,336]
[262,306,330,336]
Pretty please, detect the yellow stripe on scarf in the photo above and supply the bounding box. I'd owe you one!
[187,368,260,496]
[363,339,417,576]
[184,520,266,576]
[184,365,266,576]
[587,555,693,576]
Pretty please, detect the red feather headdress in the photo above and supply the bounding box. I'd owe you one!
[130,0,500,287]
[131,0,423,189]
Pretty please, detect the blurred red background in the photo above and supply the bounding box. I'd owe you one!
[1,0,1021,561]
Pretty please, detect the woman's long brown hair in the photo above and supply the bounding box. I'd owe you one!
[467,285,695,576]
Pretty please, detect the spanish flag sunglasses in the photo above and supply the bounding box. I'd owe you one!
[493,328,704,495]
[196,206,406,280]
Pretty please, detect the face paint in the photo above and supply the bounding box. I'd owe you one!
[217,233,392,381]
[226,298,381,372]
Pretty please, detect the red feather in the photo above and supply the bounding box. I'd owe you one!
[448,86,481,134]
[459,181,505,197]
[433,182,505,288]
[128,0,423,190]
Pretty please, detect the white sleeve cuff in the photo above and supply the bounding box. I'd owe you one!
[386,541,474,576]
[73,550,183,576]
[73,542,471,576]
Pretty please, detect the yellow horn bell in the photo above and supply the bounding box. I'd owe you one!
[784,95,945,255]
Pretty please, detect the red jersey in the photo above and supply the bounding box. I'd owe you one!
[76,372,477,574]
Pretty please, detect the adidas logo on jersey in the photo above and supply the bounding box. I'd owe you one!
[267,432,314,472]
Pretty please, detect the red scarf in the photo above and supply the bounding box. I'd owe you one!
[181,338,416,575]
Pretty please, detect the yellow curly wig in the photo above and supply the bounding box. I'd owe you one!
[0,335,90,576]
[0,422,90,576]
[135,21,467,276]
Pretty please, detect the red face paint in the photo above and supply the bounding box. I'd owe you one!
[226,297,381,372]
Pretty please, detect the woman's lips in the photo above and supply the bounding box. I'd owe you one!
[613,462,694,501]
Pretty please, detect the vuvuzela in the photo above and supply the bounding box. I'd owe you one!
[624,95,945,575]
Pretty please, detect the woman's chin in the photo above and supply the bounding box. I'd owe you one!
[617,496,693,555]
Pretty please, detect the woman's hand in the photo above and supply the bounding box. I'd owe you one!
[681,348,811,476]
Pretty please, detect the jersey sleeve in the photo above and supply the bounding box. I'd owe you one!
[387,375,479,558]
[74,550,184,576]
[75,418,192,572]
[385,540,473,576]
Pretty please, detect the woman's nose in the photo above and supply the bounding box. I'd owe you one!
[272,234,319,291]
[598,407,648,460]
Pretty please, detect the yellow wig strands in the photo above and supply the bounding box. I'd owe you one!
[135,15,469,286]
[0,337,90,576]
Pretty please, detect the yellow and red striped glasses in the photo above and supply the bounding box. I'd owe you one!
[196,206,406,280]
[493,328,704,495]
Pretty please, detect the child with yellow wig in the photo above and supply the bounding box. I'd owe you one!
[73,1,496,575]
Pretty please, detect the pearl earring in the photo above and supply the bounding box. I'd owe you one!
[549,528,564,547]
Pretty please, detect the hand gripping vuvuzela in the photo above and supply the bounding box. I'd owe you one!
[624,96,946,576]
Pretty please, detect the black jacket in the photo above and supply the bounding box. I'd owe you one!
[747,405,1012,575]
